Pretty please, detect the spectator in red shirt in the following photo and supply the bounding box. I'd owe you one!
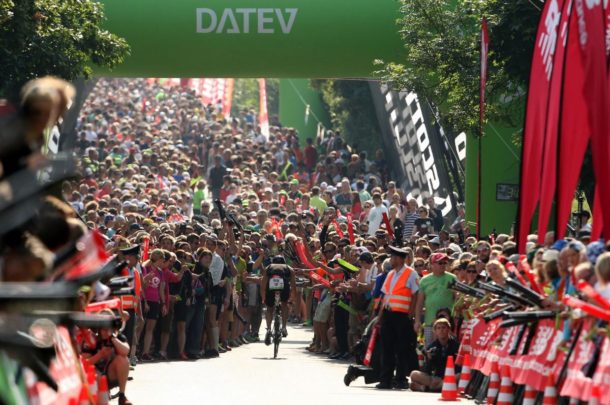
[304,137,318,173]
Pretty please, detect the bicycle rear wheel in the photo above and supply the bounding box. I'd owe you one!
[273,293,281,358]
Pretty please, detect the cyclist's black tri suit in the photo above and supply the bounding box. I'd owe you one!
[264,263,292,307]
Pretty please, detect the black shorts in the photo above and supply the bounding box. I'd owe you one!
[159,303,173,333]
[211,286,225,307]
[145,301,160,320]
[174,302,189,322]
[265,288,290,307]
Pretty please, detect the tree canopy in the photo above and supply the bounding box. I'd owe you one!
[376,0,541,136]
[0,0,129,101]
[311,80,383,155]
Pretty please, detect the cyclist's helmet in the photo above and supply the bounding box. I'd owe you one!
[271,255,286,264]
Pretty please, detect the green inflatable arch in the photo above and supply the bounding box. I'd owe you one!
[96,0,520,236]
[98,0,404,78]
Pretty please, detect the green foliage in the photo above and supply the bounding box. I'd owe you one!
[232,79,279,118]
[311,79,382,155]
[0,0,129,101]
[375,0,540,137]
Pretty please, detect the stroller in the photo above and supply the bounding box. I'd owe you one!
[343,316,382,386]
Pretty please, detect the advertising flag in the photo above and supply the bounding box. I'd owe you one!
[517,0,567,251]
[536,0,572,243]
[223,79,234,117]
[556,0,609,239]
[259,78,270,137]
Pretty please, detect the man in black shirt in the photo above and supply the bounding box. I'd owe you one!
[409,318,460,392]
[426,197,444,232]
[414,206,435,236]
[208,155,227,200]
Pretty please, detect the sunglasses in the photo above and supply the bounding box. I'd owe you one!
[437,261,449,265]
[467,269,478,274]
[414,264,424,268]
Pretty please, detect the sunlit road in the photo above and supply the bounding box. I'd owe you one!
[127,325,457,404]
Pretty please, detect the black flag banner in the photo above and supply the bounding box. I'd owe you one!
[369,81,465,225]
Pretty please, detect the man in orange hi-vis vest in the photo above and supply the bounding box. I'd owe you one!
[119,245,143,367]
[376,245,420,390]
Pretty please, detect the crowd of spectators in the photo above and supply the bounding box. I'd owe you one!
[2,77,610,403]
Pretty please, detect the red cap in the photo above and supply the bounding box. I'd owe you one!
[430,252,449,264]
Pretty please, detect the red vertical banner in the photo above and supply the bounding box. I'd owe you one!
[583,0,610,239]
[556,0,609,240]
[347,213,355,245]
[223,78,234,117]
[535,0,571,243]
[258,78,270,138]
[517,0,567,251]
[477,17,489,239]
[142,237,150,262]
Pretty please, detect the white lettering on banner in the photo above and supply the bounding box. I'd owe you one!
[455,132,467,161]
[196,8,298,34]
[530,326,554,356]
[545,332,563,362]
[258,8,274,33]
[538,0,561,80]
[196,8,217,33]
[576,0,588,46]
[217,8,239,33]
[236,8,256,33]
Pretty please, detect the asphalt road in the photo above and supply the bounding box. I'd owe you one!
[126,325,458,404]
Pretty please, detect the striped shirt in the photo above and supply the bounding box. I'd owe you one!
[403,212,419,240]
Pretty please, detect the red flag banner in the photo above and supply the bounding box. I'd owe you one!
[535,0,571,242]
[511,319,564,390]
[517,0,567,251]
[556,0,609,239]
[223,79,234,117]
[258,78,270,138]
[347,213,355,245]
[25,327,84,405]
[332,220,344,238]
[142,237,150,262]
[592,337,610,404]
[561,319,596,400]
[466,317,564,391]
[580,0,610,238]
[309,271,331,289]
[363,324,380,366]
[381,212,394,240]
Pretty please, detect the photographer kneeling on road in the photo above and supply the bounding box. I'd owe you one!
[409,318,459,392]
[86,322,132,405]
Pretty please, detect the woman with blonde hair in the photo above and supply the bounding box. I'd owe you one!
[485,260,508,287]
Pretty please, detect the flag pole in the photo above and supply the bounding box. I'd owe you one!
[478,18,489,239]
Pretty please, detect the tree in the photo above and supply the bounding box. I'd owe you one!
[0,0,129,101]
[311,79,383,155]
[231,79,279,119]
[376,0,541,137]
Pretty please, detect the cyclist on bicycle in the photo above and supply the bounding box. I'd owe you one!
[261,255,297,345]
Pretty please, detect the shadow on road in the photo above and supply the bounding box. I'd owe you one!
[251,357,288,361]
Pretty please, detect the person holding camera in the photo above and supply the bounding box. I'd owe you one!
[409,317,460,392]
[87,325,132,405]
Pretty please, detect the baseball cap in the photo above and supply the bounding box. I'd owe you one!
[430,252,449,263]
